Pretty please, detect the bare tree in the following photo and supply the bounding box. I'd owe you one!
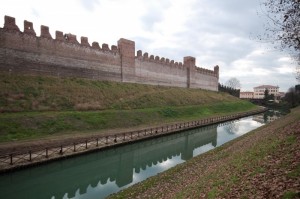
[259,0,300,64]
[225,77,241,89]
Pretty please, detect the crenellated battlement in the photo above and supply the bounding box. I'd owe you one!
[41,25,52,39]
[196,66,217,77]
[0,15,219,91]
[135,49,218,78]
[2,16,119,54]
[3,16,19,31]
[136,50,184,67]
[24,20,36,36]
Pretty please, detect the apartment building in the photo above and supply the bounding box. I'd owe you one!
[253,85,279,99]
[240,85,280,100]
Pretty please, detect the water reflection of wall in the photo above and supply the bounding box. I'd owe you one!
[0,125,217,199]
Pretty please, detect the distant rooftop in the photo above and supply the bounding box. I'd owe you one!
[240,92,253,94]
[254,85,279,89]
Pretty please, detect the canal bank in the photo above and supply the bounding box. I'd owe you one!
[0,108,276,199]
[110,106,300,199]
[0,108,267,172]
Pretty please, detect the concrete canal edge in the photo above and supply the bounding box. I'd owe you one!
[0,108,267,173]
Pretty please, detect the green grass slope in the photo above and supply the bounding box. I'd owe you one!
[1,72,239,112]
[0,73,257,142]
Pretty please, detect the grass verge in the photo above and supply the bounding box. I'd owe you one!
[0,101,257,142]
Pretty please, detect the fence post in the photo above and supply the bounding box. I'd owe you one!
[29,151,32,161]
[10,154,13,165]
[46,148,48,158]
[96,138,99,147]
[60,145,63,154]
[85,140,88,149]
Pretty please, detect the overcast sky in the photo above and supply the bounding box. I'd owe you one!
[1,0,298,92]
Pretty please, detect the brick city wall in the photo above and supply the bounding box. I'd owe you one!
[0,16,219,91]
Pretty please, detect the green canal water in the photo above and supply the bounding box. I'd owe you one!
[0,110,281,199]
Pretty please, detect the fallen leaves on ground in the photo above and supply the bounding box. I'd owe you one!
[109,108,300,199]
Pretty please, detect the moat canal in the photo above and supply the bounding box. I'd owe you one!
[0,110,282,199]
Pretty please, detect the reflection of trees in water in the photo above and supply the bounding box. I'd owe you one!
[253,110,283,124]
[263,110,281,123]
[220,120,240,135]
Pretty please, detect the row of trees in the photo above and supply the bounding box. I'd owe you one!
[283,85,300,107]
[263,85,300,108]
[263,89,275,102]
[218,83,240,98]
[218,77,241,97]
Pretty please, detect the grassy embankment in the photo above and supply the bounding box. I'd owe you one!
[0,73,257,142]
[109,106,300,199]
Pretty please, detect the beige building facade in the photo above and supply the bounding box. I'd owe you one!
[240,85,281,100]
[253,85,279,99]
[239,92,254,99]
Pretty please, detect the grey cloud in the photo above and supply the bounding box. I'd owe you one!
[31,8,40,18]
[170,0,264,68]
[175,28,256,67]
[133,0,295,91]
[141,1,171,31]
[190,0,263,37]
[141,11,164,31]
[134,36,153,52]
[80,0,99,11]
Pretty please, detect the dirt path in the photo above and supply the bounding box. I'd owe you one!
[109,107,300,199]
[0,126,146,155]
